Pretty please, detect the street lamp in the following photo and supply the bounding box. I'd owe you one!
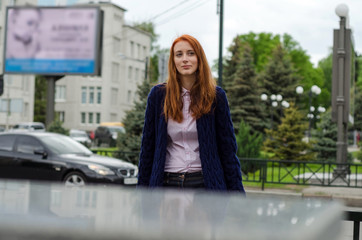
[296,85,321,138]
[261,93,289,129]
[332,3,352,178]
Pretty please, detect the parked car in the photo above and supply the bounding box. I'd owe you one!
[0,132,138,186]
[10,122,45,132]
[94,125,125,147]
[69,129,92,148]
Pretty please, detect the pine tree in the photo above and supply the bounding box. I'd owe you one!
[259,44,300,125]
[34,76,47,124]
[47,119,69,135]
[312,109,337,161]
[117,78,152,154]
[263,103,314,161]
[236,120,263,174]
[226,44,266,133]
[223,35,244,93]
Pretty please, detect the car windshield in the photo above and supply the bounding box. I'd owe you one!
[70,132,88,138]
[39,134,92,155]
[108,127,125,133]
[13,124,29,129]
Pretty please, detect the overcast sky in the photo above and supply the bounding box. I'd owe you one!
[113,0,362,69]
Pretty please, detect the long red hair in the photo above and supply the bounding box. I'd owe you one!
[164,34,216,122]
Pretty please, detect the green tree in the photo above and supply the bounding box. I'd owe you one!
[263,103,314,161]
[47,119,68,135]
[236,120,263,174]
[226,43,266,133]
[316,52,333,109]
[312,109,337,161]
[223,35,245,91]
[354,87,362,131]
[117,78,152,155]
[238,32,281,72]
[133,21,158,50]
[33,76,47,123]
[259,45,300,125]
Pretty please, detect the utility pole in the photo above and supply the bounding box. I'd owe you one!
[217,0,224,87]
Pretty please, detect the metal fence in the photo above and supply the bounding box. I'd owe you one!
[239,158,362,190]
[91,150,362,190]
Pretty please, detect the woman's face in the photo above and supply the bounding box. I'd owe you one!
[173,40,198,77]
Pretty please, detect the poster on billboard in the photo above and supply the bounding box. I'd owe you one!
[3,6,102,75]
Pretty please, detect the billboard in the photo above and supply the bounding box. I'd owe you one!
[3,6,102,75]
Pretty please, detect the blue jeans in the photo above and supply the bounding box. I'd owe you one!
[163,171,205,189]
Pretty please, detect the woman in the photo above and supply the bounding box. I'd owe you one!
[138,34,245,192]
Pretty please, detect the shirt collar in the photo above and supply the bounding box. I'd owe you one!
[181,87,190,96]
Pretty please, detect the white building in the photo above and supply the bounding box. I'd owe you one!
[0,0,37,130]
[0,0,152,132]
[54,2,151,132]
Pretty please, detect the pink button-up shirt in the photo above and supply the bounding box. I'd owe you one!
[164,88,202,173]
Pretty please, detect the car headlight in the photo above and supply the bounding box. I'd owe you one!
[88,164,115,176]
[133,168,138,177]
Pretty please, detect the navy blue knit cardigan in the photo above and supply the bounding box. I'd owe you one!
[138,84,245,192]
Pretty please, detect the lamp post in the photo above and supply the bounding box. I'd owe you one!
[296,85,321,139]
[261,93,289,129]
[332,3,351,178]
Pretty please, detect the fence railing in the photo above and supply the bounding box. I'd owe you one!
[91,150,362,190]
[240,158,362,190]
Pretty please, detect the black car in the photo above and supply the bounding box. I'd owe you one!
[94,126,125,147]
[0,132,138,186]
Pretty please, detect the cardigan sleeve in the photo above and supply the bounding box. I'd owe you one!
[214,87,245,192]
[137,86,157,186]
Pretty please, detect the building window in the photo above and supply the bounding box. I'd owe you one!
[81,87,87,104]
[135,68,139,82]
[55,85,66,101]
[137,43,141,59]
[130,41,134,57]
[112,62,119,82]
[89,87,94,104]
[113,37,120,55]
[127,90,132,103]
[111,88,118,105]
[96,113,101,124]
[23,102,29,117]
[128,66,133,81]
[96,87,102,104]
[143,46,146,59]
[81,112,86,124]
[22,76,30,91]
[57,111,65,122]
[88,113,93,124]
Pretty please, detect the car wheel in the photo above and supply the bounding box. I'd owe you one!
[64,172,87,186]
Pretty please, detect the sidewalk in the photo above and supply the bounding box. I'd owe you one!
[245,186,362,207]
